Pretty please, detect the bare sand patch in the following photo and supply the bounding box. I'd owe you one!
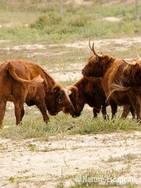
[63,37,141,51]
[102,16,122,22]
[0,131,141,187]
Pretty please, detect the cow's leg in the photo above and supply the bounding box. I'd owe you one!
[128,93,141,121]
[0,100,6,128]
[134,96,141,121]
[101,105,108,120]
[134,103,140,121]
[130,105,136,119]
[110,101,117,119]
[93,107,101,118]
[121,105,136,119]
[36,101,49,123]
[121,105,130,119]
[14,101,24,125]
[20,107,25,122]
[13,85,28,125]
[93,108,98,118]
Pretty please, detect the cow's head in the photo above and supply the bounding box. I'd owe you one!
[122,58,141,86]
[68,86,85,117]
[82,41,114,77]
[46,84,76,116]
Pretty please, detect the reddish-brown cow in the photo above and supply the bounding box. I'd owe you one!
[82,42,135,119]
[0,60,75,128]
[68,77,108,119]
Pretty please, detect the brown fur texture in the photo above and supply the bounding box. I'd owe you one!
[0,60,75,127]
[68,77,108,119]
[122,58,141,87]
[82,52,135,119]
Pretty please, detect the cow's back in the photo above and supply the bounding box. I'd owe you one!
[0,61,32,101]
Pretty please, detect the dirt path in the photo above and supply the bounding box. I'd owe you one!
[0,131,141,187]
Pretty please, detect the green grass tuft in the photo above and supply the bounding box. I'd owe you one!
[0,111,140,140]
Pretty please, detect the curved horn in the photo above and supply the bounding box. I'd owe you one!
[67,89,72,96]
[89,40,98,56]
[63,88,76,111]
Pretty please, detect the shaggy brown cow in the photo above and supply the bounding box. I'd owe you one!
[68,77,108,119]
[121,58,141,87]
[0,60,75,128]
[109,58,141,119]
[82,42,135,119]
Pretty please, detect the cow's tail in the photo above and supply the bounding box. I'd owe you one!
[106,83,131,102]
[7,63,31,83]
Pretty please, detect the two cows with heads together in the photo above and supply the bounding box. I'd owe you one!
[0,42,140,128]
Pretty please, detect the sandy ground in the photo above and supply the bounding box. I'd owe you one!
[0,131,141,187]
[62,36,141,51]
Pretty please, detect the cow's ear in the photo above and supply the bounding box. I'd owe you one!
[32,75,44,83]
[102,55,111,62]
[68,86,79,97]
[52,85,61,94]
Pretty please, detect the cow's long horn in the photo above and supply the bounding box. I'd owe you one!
[67,89,72,96]
[89,40,98,56]
[64,88,75,111]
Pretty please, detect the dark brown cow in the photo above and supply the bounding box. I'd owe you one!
[0,60,75,128]
[82,42,135,119]
[68,77,108,119]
